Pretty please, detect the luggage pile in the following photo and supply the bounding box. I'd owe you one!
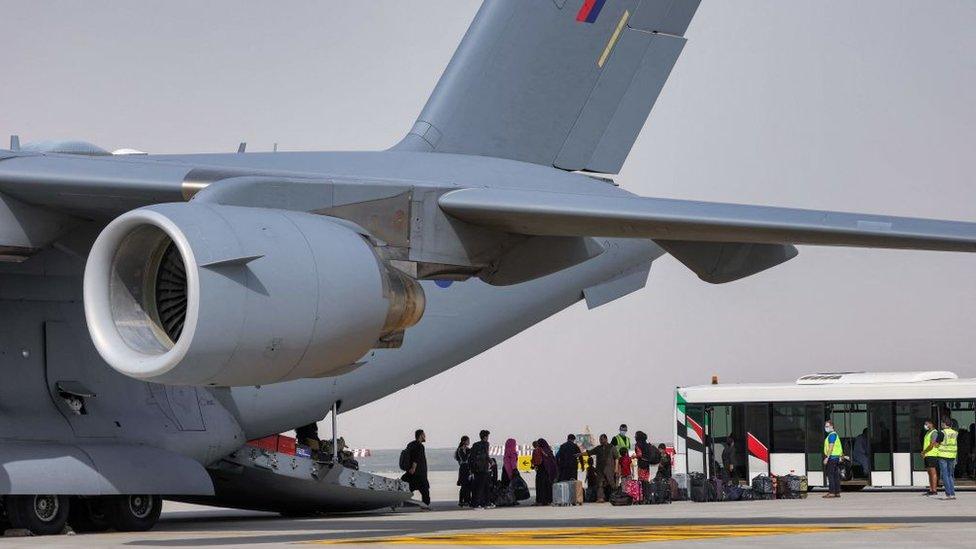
[552,480,584,506]
[607,477,675,506]
[685,473,808,503]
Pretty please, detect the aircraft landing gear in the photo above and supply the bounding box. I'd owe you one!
[68,497,112,533]
[4,494,70,536]
[107,494,161,532]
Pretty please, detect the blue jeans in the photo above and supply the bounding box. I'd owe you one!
[938,458,956,496]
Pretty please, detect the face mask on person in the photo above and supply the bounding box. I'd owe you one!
[620,430,627,437]
[824,424,833,433]
[924,424,932,431]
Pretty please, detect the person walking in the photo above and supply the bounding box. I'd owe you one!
[403,429,431,508]
[936,416,958,500]
[556,434,583,482]
[469,430,493,509]
[612,424,632,456]
[823,420,843,498]
[588,434,619,502]
[454,435,472,507]
[532,438,558,505]
[921,419,940,496]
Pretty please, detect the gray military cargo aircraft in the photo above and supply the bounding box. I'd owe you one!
[2,0,975,535]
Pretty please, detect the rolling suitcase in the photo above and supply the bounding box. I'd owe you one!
[672,473,689,501]
[552,481,574,506]
[668,477,685,501]
[622,479,643,502]
[572,480,584,505]
[643,478,672,504]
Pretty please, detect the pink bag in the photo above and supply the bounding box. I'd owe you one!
[623,479,642,502]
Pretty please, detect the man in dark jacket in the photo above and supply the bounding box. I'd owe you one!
[557,434,584,482]
[469,430,493,509]
[402,429,430,508]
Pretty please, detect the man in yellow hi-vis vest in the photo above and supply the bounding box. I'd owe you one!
[823,420,844,498]
[612,424,632,457]
[936,417,958,500]
[921,419,940,496]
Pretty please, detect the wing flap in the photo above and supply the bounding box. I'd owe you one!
[438,188,976,252]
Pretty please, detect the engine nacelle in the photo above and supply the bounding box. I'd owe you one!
[84,203,424,386]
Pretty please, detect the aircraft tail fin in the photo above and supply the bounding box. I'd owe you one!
[393,0,699,174]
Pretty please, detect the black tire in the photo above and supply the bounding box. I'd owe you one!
[5,495,70,536]
[68,497,112,533]
[108,495,161,532]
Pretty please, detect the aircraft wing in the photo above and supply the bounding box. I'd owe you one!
[438,188,976,252]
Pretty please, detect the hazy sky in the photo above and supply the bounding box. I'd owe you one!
[3,1,975,449]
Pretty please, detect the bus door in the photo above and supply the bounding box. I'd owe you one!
[896,401,932,487]
[704,405,742,483]
[743,403,770,482]
[867,402,894,486]
[936,400,976,485]
[827,402,869,486]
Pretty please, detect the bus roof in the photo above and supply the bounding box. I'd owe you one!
[677,371,976,403]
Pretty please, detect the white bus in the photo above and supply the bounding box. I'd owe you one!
[673,371,976,489]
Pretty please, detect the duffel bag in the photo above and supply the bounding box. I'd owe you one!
[610,490,633,506]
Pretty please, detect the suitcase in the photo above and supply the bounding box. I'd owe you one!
[673,473,690,500]
[622,479,643,502]
[668,477,686,501]
[643,478,672,504]
[739,487,756,501]
[712,478,726,502]
[572,480,584,505]
[552,481,574,506]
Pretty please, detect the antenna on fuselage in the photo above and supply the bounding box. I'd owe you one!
[237,142,247,153]
[9,135,20,151]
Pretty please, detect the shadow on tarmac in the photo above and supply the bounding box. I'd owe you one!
[122,502,976,547]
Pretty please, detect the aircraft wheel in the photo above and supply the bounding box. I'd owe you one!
[5,494,70,536]
[108,495,161,532]
[68,497,112,533]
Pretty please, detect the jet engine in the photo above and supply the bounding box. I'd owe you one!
[84,203,424,386]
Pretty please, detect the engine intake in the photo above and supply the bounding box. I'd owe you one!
[84,203,424,386]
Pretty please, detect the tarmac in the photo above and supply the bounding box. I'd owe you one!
[4,471,976,548]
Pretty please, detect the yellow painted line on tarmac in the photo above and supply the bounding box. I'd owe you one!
[310,524,898,545]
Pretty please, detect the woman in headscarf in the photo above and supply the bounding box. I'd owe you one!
[532,438,558,505]
[454,435,472,507]
[502,438,519,487]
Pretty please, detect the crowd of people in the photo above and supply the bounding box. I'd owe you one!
[400,424,672,509]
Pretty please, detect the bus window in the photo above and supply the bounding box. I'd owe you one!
[867,402,893,476]
[771,404,806,453]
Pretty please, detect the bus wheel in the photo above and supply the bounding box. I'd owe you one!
[5,495,70,536]
[68,497,112,533]
[108,495,161,532]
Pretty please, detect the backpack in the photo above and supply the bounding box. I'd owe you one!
[511,472,531,501]
[399,446,411,471]
[636,441,661,467]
